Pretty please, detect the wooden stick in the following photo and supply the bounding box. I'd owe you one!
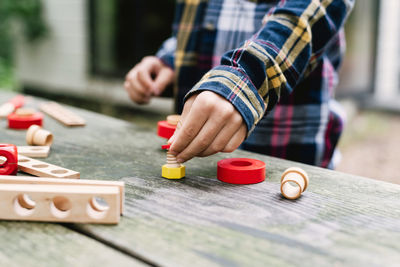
[0,184,120,224]
[40,102,85,126]
[18,155,80,178]
[17,146,50,158]
[0,176,124,214]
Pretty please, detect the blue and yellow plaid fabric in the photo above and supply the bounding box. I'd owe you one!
[157,0,354,168]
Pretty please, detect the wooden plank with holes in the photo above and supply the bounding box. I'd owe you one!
[18,155,80,178]
[0,176,125,214]
[17,146,50,158]
[0,184,120,224]
[40,101,85,126]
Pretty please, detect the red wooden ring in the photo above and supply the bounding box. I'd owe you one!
[7,112,43,129]
[217,158,266,184]
[157,120,176,139]
[0,144,18,175]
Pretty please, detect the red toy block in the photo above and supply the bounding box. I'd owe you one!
[157,120,176,139]
[217,158,266,185]
[8,112,43,129]
[0,144,18,175]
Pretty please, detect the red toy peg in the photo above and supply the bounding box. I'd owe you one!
[0,144,18,175]
[217,158,266,184]
[161,144,171,150]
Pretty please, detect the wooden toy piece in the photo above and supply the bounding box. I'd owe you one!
[157,114,181,139]
[161,144,185,179]
[18,155,80,178]
[26,125,53,146]
[0,144,18,175]
[217,158,266,184]
[0,95,25,118]
[17,146,50,158]
[166,114,181,126]
[40,101,85,126]
[15,108,36,117]
[0,183,120,224]
[0,103,14,118]
[280,167,309,200]
[8,95,25,109]
[0,176,125,215]
[8,109,43,129]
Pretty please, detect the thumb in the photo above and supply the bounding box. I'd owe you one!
[152,68,174,96]
[168,95,196,152]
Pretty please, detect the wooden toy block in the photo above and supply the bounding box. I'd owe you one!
[0,183,120,224]
[0,176,124,215]
[166,114,181,126]
[18,155,80,178]
[0,103,14,118]
[0,95,25,118]
[161,146,185,179]
[26,125,53,146]
[280,167,309,200]
[0,144,18,175]
[17,146,50,158]
[40,101,85,126]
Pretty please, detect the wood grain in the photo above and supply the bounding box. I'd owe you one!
[0,222,145,267]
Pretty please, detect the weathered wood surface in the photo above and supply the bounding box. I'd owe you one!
[1,92,400,266]
[0,222,145,267]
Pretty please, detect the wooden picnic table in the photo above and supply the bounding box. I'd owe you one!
[1,91,400,267]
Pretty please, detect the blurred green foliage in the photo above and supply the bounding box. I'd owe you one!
[0,0,47,90]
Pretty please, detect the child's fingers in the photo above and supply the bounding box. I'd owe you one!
[169,95,200,154]
[222,124,247,153]
[175,112,226,162]
[198,115,243,157]
[152,67,174,96]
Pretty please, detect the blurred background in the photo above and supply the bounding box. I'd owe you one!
[0,0,399,183]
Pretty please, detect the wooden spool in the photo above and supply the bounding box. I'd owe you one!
[26,125,53,147]
[280,167,309,200]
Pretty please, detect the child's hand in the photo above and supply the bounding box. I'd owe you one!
[124,56,174,104]
[169,91,247,163]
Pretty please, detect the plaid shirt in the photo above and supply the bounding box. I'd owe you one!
[157,0,354,168]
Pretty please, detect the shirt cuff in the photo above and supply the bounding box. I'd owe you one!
[184,65,266,135]
[155,37,176,70]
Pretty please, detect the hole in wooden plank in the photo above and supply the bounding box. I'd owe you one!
[50,196,71,219]
[51,169,68,174]
[87,197,109,219]
[32,164,49,168]
[18,158,30,163]
[14,194,36,216]
[90,197,109,212]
